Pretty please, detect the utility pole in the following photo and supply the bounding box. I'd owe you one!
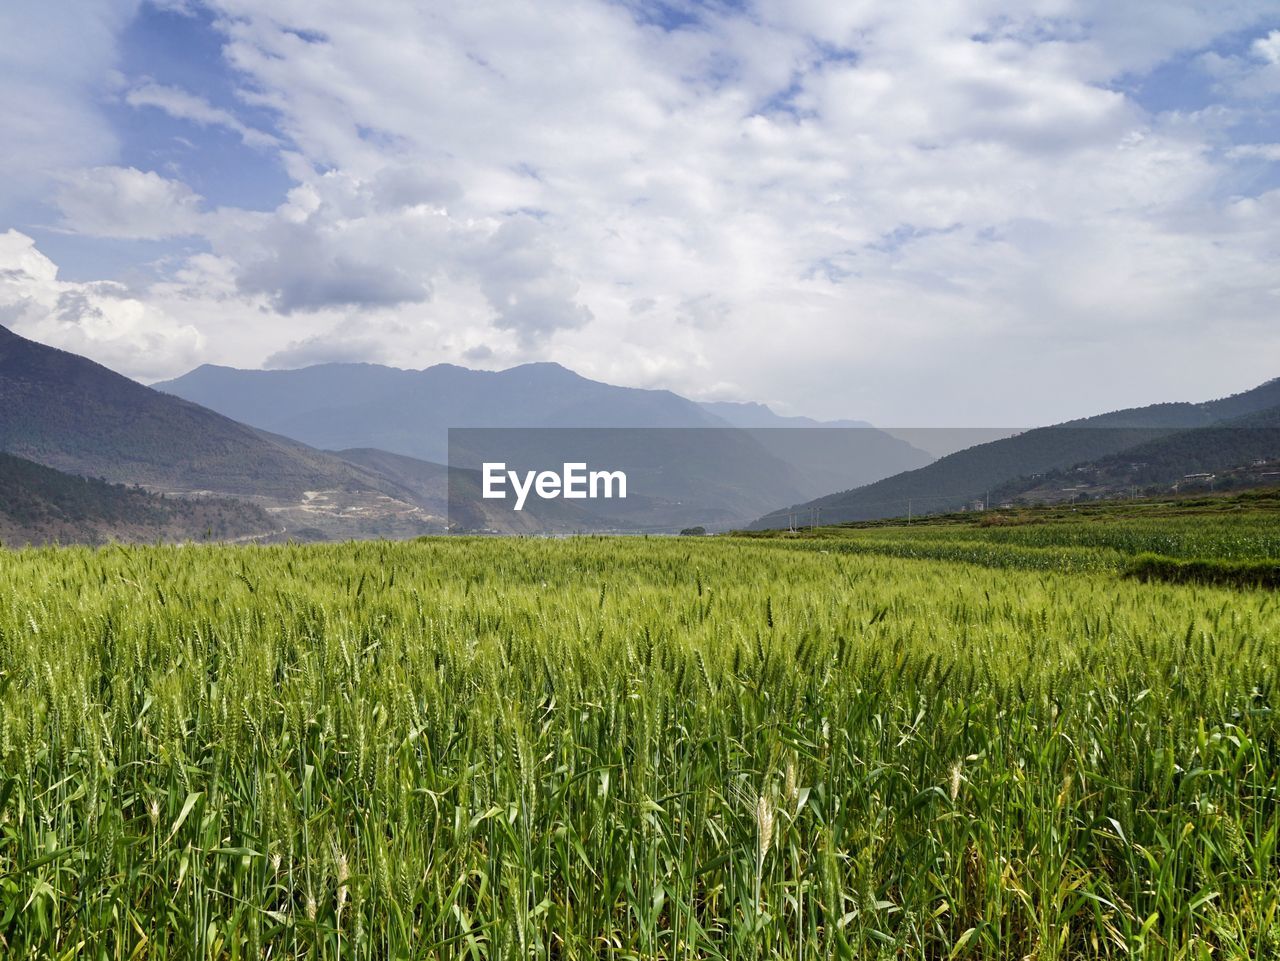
[907,498,912,523]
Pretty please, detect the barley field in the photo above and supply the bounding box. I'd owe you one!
[1,529,1278,958]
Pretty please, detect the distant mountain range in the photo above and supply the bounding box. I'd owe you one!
[153,358,934,530]
[4,322,1275,542]
[698,401,871,430]
[750,378,1280,527]
[154,361,896,462]
[2,326,925,539]
[155,361,727,463]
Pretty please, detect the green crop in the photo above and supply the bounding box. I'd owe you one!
[748,501,1280,575]
[0,534,1277,958]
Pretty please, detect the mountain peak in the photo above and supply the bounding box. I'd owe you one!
[502,360,578,376]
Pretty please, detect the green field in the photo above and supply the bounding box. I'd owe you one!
[745,489,1280,576]
[1,509,1279,958]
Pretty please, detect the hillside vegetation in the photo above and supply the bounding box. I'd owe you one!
[0,324,412,502]
[754,377,1280,526]
[0,452,271,545]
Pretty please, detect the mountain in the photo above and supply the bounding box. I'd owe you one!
[0,324,454,539]
[698,400,871,429]
[0,324,403,499]
[154,360,936,520]
[695,402,935,492]
[750,377,1280,527]
[990,402,1280,503]
[155,361,731,464]
[330,448,451,502]
[2,326,922,537]
[0,451,273,546]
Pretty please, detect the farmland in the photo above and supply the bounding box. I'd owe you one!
[1,511,1278,958]
[746,489,1280,576]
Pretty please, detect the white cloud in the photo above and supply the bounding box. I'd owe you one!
[0,230,204,379]
[124,81,279,148]
[55,166,205,239]
[461,216,594,342]
[4,0,1280,422]
[1255,29,1280,65]
[1198,27,1280,100]
[184,167,595,339]
[1227,142,1280,161]
[0,0,139,212]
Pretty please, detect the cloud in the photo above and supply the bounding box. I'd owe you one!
[55,166,205,239]
[0,0,139,213]
[1197,27,1280,100]
[232,219,432,313]
[206,173,440,313]
[1255,30,1280,65]
[196,171,590,338]
[124,80,279,148]
[464,217,594,342]
[156,0,1280,413]
[4,0,1280,421]
[1227,142,1280,161]
[0,230,204,379]
[263,325,394,368]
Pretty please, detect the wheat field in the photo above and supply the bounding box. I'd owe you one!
[0,534,1277,958]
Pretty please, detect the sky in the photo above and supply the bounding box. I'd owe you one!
[1,0,1279,426]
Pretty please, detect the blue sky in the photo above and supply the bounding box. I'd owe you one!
[111,5,292,210]
[1,0,1279,425]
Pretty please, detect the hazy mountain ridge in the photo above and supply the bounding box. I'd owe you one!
[698,400,872,429]
[156,361,734,463]
[3,326,926,538]
[155,358,935,529]
[10,323,1271,540]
